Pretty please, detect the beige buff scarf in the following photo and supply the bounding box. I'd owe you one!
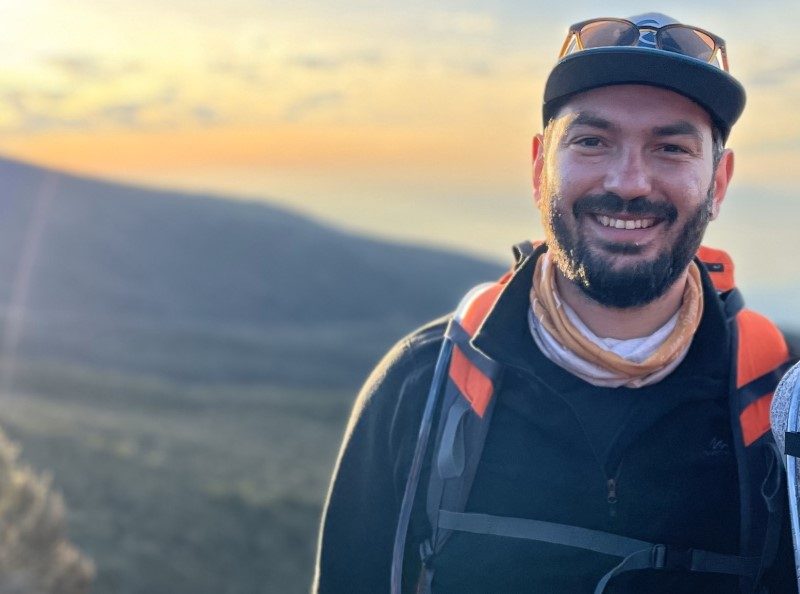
[529,253,704,388]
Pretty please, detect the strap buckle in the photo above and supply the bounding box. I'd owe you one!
[419,539,435,564]
[651,544,693,570]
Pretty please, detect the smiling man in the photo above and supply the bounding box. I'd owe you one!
[315,13,797,593]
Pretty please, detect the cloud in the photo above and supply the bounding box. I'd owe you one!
[44,55,141,81]
[11,113,90,133]
[287,49,384,71]
[191,105,221,125]
[0,83,191,133]
[0,89,70,130]
[283,91,344,122]
[101,103,143,126]
[208,59,264,85]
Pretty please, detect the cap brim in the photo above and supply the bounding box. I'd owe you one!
[543,47,746,141]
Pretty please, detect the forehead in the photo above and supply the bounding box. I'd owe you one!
[553,84,714,136]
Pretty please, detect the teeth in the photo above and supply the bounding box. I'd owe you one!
[596,215,657,229]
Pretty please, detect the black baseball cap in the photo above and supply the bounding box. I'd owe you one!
[542,13,745,141]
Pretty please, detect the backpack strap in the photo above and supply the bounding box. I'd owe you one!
[390,282,505,594]
[734,309,792,447]
[435,509,762,594]
[727,307,794,591]
[395,243,794,593]
[697,245,736,293]
[696,245,794,590]
[419,282,506,587]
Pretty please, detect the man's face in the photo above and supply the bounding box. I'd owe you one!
[533,84,734,308]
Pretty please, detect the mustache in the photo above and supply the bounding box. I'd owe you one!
[572,193,678,224]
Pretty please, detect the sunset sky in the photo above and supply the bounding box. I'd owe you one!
[0,0,798,310]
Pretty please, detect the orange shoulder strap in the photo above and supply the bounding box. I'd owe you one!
[697,244,735,292]
[447,282,505,417]
[736,309,791,446]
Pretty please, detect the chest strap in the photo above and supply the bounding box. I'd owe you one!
[433,510,761,594]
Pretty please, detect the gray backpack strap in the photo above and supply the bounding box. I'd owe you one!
[423,328,501,556]
[436,510,761,593]
[390,283,500,594]
[417,291,505,591]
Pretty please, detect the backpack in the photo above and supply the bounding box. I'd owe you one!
[390,241,794,594]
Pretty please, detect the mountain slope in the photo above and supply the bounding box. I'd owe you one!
[0,157,504,385]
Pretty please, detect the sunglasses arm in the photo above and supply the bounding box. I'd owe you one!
[558,31,581,59]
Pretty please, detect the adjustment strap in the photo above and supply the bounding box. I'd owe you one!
[595,546,762,594]
[720,287,745,320]
[445,321,503,379]
[439,511,761,591]
[785,431,800,458]
[438,510,651,557]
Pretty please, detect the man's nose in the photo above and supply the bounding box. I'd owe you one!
[603,148,652,199]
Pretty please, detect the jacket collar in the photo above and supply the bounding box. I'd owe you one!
[470,242,730,391]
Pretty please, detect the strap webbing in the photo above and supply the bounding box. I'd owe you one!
[445,321,503,379]
[721,287,745,320]
[438,510,652,557]
[390,335,454,594]
[786,431,800,458]
[438,510,761,592]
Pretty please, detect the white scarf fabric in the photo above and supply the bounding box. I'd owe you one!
[528,255,695,388]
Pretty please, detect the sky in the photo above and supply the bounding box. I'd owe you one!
[0,0,798,320]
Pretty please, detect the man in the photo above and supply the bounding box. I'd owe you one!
[314,13,797,593]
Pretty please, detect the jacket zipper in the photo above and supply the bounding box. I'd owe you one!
[606,462,623,519]
[511,367,628,520]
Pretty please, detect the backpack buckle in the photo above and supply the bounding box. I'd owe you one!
[651,544,693,570]
[419,539,435,564]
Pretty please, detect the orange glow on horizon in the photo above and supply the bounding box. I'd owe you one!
[0,121,529,179]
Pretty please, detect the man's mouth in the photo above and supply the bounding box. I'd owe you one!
[594,215,658,230]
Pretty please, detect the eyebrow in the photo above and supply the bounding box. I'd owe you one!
[563,113,706,144]
[566,112,614,132]
[652,121,703,143]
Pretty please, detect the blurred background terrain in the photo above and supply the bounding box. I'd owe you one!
[0,157,503,593]
[0,1,798,593]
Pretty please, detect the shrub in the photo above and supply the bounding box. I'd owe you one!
[0,428,94,594]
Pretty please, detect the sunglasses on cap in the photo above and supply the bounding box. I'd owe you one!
[558,18,729,72]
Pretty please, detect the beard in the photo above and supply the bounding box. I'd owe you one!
[543,191,713,309]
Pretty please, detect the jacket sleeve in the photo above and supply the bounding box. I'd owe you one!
[313,320,446,593]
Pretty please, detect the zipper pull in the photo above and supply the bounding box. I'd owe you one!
[607,478,618,518]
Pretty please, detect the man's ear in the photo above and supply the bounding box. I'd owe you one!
[709,149,734,220]
[532,133,544,206]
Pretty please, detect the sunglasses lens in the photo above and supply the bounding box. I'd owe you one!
[659,26,716,62]
[579,20,639,49]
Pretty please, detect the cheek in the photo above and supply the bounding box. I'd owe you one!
[541,148,583,199]
[663,174,712,214]
[653,161,712,198]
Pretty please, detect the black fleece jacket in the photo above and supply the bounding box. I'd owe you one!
[314,249,796,593]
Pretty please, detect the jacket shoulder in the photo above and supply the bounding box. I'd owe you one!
[367,314,448,382]
[341,315,450,445]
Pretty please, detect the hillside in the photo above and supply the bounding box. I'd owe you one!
[0,157,504,387]
[0,156,506,594]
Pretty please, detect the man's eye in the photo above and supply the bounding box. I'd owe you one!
[660,144,690,154]
[574,137,603,148]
